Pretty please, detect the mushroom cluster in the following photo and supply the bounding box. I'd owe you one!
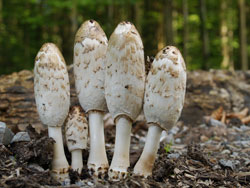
[34,20,186,184]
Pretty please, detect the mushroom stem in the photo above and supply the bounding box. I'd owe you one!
[134,124,162,177]
[109,116,132,180]
[71,150,83,174]
[48,127,69,180]
[88,111,109,175]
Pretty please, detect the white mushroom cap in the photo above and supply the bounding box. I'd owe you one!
[65,106,88,152]
[143,46,186,131]
[34,43,70,127]
[105,21,145,122]
[74,20,108,113]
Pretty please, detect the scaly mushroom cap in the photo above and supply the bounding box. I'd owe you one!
[105,21,145,122]
[65,106,88,152]
[34,43,70,127]
[144,46,186,131]
[74,20,108,112]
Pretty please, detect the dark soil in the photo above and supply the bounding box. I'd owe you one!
[2,117,250,188]
[1,70,250,187]
[0,126,59,187]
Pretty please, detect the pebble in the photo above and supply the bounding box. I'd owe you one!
[219,159,235,170]
[11,132,31,143]
[169,126,180,135]
[182,126,189,132]
[231,152,239,158]
[199,124,207,128]
[244,158,250,165]
[160,132,174,143]
[161,127,181,143]
[233,126,243,132]
[240,125,250,131]
[208,118,226,127]
[28,163,44,172]
[87,181,94,186]
[75,181,84,187]
[234,140,250,148]
[212,164,221,170]
[200,135,209,142]
[175,138,181,144]
[63,178,71,186]
[234,160,240,166]
[168,153,180,159]
[221,149,231,154]
[0,122,14,145]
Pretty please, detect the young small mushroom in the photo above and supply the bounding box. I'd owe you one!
[134,46,187,177]
[65,106,88,174]
[34,43,70,182]
[73,20,109,176]
[105,21,145,180]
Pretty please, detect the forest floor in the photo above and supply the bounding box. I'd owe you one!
[1,113,250,188]
[1,69,250,187]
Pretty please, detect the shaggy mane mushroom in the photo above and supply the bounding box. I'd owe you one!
[134,46,187,177]
[73,20,109,177]
[65,106,88,174]
[105,21,145,181]
[34,43,70,183]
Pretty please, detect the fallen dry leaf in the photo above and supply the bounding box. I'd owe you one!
[227,107,249,120]
[241,115,250,124]
[211,106,224,121]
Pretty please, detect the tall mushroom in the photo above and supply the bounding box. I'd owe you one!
[65,106,88,174]
[134,46,187,177]
[105,21,145,180]
[34,43,70,182]
[73,20,109,176]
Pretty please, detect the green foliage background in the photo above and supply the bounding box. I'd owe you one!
[0,0,249,75]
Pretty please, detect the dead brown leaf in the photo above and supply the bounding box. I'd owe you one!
[211,106,224,121]
[227,107,249,120]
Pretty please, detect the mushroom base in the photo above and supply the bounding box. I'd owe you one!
[71,149,83,174]
[88,163,109,178]
[134,125,162,177]
[48,127,69,182]
[87,111,109,177]
[108,116,132,181]
[50,169,70,185]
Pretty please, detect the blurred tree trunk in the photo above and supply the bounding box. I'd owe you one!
[0,0,3,70]
[157,1,165,51]
[24,2,30,69]
[0,0,2,24]
[142,0,158,56]
[70,0,77,62]
[70,0,77,38]
[60,1,77,65]
[113,3,120,26]
[129,1,140,30]
[199,0,209,70]
[133,1,141,32]
[164,0,173,45]
[182,0,188,63]
[107,0,114,36]
[238,0,248,70]
[220,0,234,70]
